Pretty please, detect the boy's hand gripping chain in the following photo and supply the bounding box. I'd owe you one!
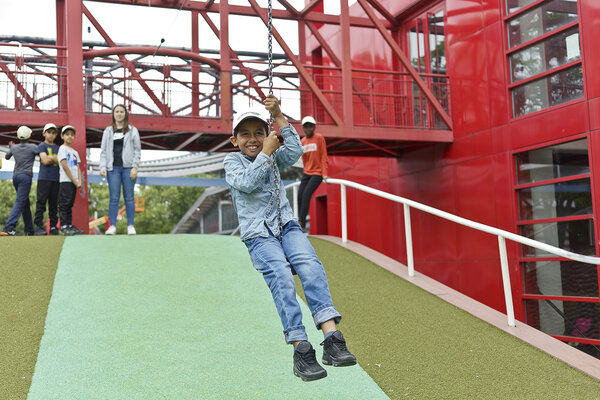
[267,0,284,241]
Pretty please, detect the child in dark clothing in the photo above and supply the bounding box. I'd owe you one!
[224,94,357,382]
[1,126,38,236]
[34,123,60,235]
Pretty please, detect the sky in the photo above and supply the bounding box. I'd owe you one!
[0,0,354,170]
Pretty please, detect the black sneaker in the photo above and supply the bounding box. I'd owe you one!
[321,331,357,367]
[59,226,73,236]
[49,227,59,236]
[34,226,47,236]
[70,225,84,235]
[0,230,17,236]
[293,341,327,382]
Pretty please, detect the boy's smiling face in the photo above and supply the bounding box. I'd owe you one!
[230,119,267,158]
[61,130,75,146]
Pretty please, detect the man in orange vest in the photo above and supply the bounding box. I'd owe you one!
[298,116,328,231]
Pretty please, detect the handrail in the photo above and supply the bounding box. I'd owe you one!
[285,178,600,327]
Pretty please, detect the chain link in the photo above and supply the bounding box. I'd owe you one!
[267,0,283,240]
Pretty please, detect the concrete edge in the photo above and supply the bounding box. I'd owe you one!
[312,235,600,382]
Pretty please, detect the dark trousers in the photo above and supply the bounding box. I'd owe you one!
[3,173,34,234]
[58,182,77,227]
[34,180,59,229]
[297,174,323,224]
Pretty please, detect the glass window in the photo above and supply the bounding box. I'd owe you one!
[515,139,589,184]
[409,21,425,72]
[508,0,578,48]
[221,203,238,231]
[523,260,599,297]
[518,178,592,220]
[428,11,446,74]
[525,300,600,349]
[520,219,595,257]
[510,28,580,82]
[512,64,583,117]
[203,203,219,233]
[506,0,538,14]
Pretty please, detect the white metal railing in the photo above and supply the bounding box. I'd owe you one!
[286,178,600,327]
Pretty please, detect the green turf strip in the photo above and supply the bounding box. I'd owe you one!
[0,236,64,400]
[28,235,387,400]
[306,237,600,399]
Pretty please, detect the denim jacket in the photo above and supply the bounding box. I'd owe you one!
[99,125,142,171]
[224,124,303,241]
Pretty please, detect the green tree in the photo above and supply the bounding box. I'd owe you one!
[87,178,207,235]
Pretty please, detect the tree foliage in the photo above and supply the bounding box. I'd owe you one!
[1,176,208,235]
[88,178,207,235]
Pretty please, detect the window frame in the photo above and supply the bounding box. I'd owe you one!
[511,134,600,348]
[503,0,584,119]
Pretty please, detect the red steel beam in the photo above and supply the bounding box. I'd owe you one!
[356,0,453,129]
[0,63,39,111]
[82,4,167,113]
[340,0,354,133]
[191,10,200,117]
[247,0,343,128]
[66,0,89,228]
[356,138,400,157]
[276,0,299,16]
[363,0,397,26]
[57,0,68,111]
[305,21,382,124]
[219,0,232,127]
[85,0,388,29]
[300,0,323,17]
[199,10,266,102]
[83,47,220,69]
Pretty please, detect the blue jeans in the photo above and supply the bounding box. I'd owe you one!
[4,173,34,234]
[107,166,136,226]
[245,220,341,344]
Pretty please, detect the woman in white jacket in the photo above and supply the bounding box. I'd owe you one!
[99,104,141,235]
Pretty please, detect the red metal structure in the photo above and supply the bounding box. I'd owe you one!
[306,0,600,359]
[2,0,596,358]
[0,0,452,229]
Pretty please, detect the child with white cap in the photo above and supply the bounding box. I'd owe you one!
[1,126,39,236]
[57,125,83,236]
[224,94,356,382]
[33,123,60,235]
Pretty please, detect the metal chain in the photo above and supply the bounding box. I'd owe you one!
[267,0,283,240]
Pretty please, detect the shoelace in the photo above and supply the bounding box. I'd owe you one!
[321,335,348,351]
[297,347,318,363]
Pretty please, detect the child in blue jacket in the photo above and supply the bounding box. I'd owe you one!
[224,94,356,381]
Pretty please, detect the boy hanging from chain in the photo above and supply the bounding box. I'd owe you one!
[224,94,357,381]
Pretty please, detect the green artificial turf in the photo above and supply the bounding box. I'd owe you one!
[0,236,64,400]
[305,237,600,399]
[28,235,387,400]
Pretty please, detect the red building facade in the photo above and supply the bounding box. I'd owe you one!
[306,0,600,357]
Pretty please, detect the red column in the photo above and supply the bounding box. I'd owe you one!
[65,0,89,230]
[220,0,232,127]
[56,0,68,111]
[298,19,308,117]
[340,0,354,136]
[191,10,200,117]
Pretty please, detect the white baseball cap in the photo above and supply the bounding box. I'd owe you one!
[17,126,32,140]
[61,125,76,135]
[43,123,58,132]
[301,116,316,125]
[232,110,269,135]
